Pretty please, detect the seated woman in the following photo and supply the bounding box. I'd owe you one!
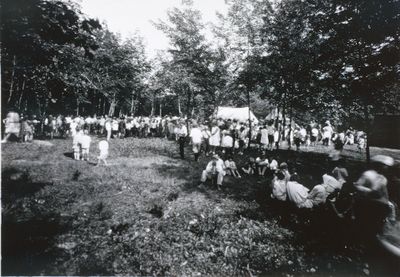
[271,171,287,201]
[224,157,241,178]
[256,157,269,176]
[286,180,313,208]
[242,157,256,175]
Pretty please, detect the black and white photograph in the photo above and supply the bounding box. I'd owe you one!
[1,0,400,275]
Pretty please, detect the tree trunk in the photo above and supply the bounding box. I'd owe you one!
[282,100,286,141]
[159,102,162,117]
[178,95,182,116]
[247,89,252,148]
[130,91,135,115]
[364,104,371,163]
[76,97,79,116]
[18,77,26,110]
[288,105,293,150]
[7,55,17,105]
[151,93,155,116]
[108,99,116,117]
[103,97,106,115]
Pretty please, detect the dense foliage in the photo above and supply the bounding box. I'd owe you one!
[1,0,399,123]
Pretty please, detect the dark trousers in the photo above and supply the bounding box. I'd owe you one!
[179,137,185,159]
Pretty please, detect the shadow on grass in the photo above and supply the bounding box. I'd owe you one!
[1,167,71,276]
[63,152,74,159]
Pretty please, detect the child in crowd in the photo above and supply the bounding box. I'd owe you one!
[97,140,109,166]
[224,157,241,178]
[72,129,83,160]
[242,157,256,175]
[80,130,91,161]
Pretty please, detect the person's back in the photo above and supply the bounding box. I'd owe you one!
[271,172,287,201]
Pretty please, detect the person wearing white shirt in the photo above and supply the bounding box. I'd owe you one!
[221,130,233,158]
[97,140,109,166]
[201,125,211,156]
[80,130,92,161]
[176,121,188,159]
[322,121,333,146]
[105,118,112,141]
[260,125,269,153]
[190,123,203,161]
[209,122,221,154]
[200,154,226,190]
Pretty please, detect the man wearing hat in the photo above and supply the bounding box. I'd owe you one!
[200,154,226,190]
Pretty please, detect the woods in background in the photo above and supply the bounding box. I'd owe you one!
[2,0,399,131]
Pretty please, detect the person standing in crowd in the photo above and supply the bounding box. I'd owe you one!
[201,124,211,156]
[311,124,319,146]
[267,121,275,151]
[2,110,21,143]
[176,120,187,159]
[200,154,226,190]
[112,117,119,138]
[21,118,34,142]
[80,130,92,161]
[97,140,109,166]
[260,124,269,154]
[221,130,233,159]
[190,122,202,161]
[209,121,221,154]
[72,129,82,160]
[322,120,333,146]
[105,117,112,141]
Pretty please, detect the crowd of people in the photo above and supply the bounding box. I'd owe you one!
[1,110,399,255]
[2,112,366,151]
[199,151,399,242]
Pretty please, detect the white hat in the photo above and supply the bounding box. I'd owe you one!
[371,155,394,167]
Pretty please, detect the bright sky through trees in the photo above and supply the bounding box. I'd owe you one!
[79,0,228,57]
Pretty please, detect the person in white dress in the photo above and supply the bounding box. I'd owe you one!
[97,140,109,166]
[260,125,269,154]
[190,123,203,161]
[209,122,221,154]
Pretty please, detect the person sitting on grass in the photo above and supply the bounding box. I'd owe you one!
[200,154,226,190]
[72,129,83,160]
[97,140,109,166]
[224,156,241,178]
[242,157,257,175]
[279,162,291,181]
[80,129,91,161]
[286,179,313,208]
[271,171,288,201]
[269,158,278,173]
[256,157,269,176]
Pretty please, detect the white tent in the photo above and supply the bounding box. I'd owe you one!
[214,106,259,124]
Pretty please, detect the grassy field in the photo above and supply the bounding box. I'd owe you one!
[1,137,399,275]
